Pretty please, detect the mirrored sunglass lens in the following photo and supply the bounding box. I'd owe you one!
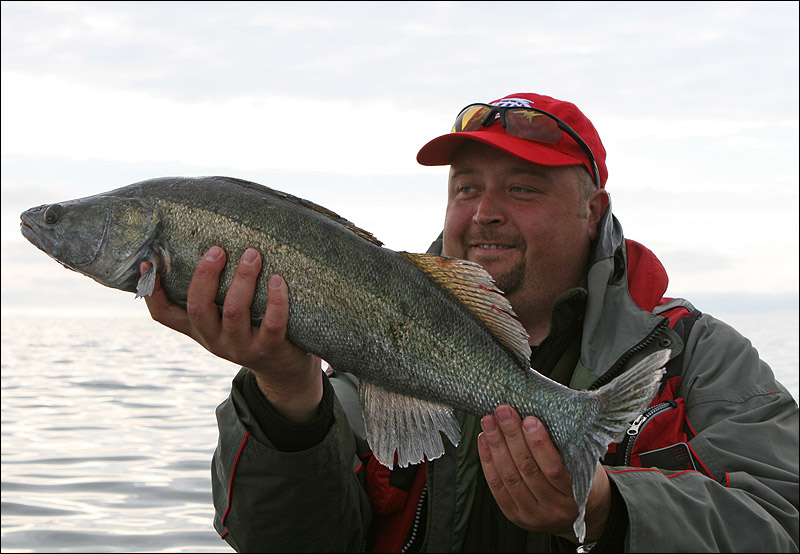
[451,105,494,133]
[504,110,563,143]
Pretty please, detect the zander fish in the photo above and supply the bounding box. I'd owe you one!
[20,176,668,542]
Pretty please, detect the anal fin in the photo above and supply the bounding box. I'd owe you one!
[360,382,461,469]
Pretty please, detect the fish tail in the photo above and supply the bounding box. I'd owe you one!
[560,349,670,544]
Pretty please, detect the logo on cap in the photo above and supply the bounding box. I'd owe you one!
[490,98,534,108]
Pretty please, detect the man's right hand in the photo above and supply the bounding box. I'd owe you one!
[141,246,323,422]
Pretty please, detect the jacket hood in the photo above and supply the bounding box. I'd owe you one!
[625,239,670,313]
[580,201,671,379]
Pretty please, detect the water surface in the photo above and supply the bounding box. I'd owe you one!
[2,309,797,552]
[2,315,236,553]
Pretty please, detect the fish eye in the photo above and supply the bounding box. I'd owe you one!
[44,204,63,225]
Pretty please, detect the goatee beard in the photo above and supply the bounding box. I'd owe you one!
[493,259,526,296]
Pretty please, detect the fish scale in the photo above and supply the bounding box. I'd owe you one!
[20,175,669,544]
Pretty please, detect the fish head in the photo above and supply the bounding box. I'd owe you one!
[20,193,158,293]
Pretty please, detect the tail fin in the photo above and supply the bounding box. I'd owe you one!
[561,349,670,544]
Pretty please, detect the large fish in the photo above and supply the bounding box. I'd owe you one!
[20,176,668,542]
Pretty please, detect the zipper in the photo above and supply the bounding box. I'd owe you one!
[590,318,670,390]
[400,483,427,553]
[621,399,678,465]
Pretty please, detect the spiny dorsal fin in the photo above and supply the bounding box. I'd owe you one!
[223,176,383,247]
[294,196,383,247]
[360,381,461,469]
[401,252,531,367]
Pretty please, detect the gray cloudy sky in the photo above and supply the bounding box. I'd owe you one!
[1,0,798,317]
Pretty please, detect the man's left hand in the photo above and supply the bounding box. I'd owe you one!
[477,405,612,543]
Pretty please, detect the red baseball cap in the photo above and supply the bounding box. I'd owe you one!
[416,93,608,188]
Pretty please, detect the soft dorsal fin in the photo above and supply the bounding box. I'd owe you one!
[401,252,531,367]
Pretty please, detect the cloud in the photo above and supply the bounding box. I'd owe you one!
[1,2,796,117]
[1,0,797,304]
[0,72,447,176]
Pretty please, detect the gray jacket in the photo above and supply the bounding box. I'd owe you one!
[211,207,799,552]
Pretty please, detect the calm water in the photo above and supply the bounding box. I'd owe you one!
[1,315,236,553]
[2,310,798,553]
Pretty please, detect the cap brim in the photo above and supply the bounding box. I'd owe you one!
[417,127,585,169]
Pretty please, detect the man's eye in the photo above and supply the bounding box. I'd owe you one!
[510,186,533,194]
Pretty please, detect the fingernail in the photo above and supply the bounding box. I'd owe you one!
[523,417,539,434]
[482,416,497,435]
[269,275,282,289]
[241,249,257,265]
[205,246,223,261]
[496,405,512,424]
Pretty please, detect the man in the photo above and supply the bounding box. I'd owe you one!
[143,93,799,552]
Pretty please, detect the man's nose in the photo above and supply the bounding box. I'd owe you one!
[472,193,506,226]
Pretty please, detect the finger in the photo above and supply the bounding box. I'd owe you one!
[522,416,573,495]
[477,430,519,512]
[259,274,290,345]
[185,246,226,340]
[495,405,543,483]
[140,261,193,336]
[219,248,262,344]
[480,411,532,501]
[486,405,561,514]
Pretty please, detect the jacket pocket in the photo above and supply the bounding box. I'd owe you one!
[620,399,694,469]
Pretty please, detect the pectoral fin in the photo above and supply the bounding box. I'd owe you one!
[135,260,157,298]
[135,242,170,299]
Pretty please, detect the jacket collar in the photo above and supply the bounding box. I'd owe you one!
[580,201,670,378]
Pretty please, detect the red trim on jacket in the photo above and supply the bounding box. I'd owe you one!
[221,431,250,533]
[608,467,701,479]
[686,441,715,480]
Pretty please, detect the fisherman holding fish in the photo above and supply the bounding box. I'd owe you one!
[23,92,797,552]
[151,93,797,552]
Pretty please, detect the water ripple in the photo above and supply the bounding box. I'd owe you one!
[2,316,235,553]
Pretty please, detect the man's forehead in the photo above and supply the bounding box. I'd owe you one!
[449,144,555,176]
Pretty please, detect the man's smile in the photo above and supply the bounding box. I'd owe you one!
[467,238,521,257]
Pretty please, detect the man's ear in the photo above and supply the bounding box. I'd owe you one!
[588,189,610,241]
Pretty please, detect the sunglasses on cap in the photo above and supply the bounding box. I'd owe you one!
[451,103,602,189]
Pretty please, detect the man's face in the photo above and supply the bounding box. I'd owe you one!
[442,142,604,327]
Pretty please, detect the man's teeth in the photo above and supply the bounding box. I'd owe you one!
[477,244,508,249]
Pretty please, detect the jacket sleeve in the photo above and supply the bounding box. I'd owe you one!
[211,368,372,552]
[607,314,799,552]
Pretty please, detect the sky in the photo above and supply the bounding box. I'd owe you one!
[1,1,798,320]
